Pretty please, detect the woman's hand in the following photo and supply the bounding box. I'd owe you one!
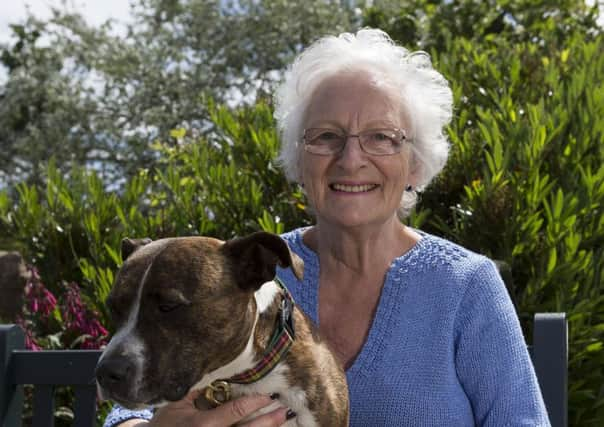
[122,391,295,427]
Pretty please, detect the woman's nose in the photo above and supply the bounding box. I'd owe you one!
[335,135,368,168]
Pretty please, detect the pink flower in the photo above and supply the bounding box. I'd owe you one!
[15,317,41,351]
[61,282,109,349]
[20,266,109,350]
[24,266,57,317]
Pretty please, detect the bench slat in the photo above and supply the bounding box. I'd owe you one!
[0,325,25,427]
[32,384,55,427]
[2,316,569,427]
[73,385,98,427]
[9,351,101,386]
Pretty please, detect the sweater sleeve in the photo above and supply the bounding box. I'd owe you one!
[103,404,153,427]
[454,258,551,426]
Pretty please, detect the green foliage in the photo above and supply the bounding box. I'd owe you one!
[0,18,101,188]
[368,2,603,424]
[0,0,356,187]
[365,0,599,52]
[0,100,310,326]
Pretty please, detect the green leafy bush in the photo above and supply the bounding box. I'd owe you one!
[434,35,604,425]
[366,2,603,424]
[0,100,310,324]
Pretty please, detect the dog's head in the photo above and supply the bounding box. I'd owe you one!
[95,231,303,409]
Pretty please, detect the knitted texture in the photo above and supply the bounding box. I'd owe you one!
[103,407,153,427]
[104,227,550,427]
[277,227,550,426]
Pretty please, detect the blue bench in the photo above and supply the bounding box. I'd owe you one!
[1,313,568,426]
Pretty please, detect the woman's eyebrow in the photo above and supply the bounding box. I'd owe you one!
[362,121,399,129]
[306,120,401,130]
[305,120,345,129]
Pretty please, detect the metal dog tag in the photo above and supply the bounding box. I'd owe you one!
[204,380,232,407]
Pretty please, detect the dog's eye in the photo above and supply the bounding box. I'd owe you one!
[106,296,121,320]
[109,305,128,323]
[154,289,191,313]
[158,302,182,313]
[108,305,118,318]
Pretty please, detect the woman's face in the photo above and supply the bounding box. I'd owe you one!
[301,72,415,230]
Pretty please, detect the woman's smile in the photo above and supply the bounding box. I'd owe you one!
[329,182,380,194]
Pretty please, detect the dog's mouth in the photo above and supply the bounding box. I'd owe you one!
[106,389,170,409]
[100,382,190,409]
[104,393,152,411]
[97,379,161,410]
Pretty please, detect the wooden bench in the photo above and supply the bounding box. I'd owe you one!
[1,314,568,427]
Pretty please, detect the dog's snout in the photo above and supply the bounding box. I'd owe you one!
[96,357,134,390]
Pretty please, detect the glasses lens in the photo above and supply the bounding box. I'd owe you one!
[304,129,346,154]
[359,129,405,155]
[303,128,406,155]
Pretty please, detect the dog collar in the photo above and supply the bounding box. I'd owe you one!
[203,277,295,406]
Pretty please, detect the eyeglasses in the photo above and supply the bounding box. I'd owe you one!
[302,128,408,156]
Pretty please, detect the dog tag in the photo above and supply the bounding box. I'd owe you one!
[204,380,232,407]
[281,296,295,339]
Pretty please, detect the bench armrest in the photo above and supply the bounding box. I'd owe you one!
[532,313,568,427]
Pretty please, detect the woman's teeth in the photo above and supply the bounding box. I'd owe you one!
[330,183,378,193]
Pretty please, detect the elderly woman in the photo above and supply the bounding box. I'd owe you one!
[105,29,549,426]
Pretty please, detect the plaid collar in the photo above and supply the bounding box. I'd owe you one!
[203,277,295,406]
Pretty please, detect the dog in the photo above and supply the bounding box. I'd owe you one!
[96,231,349,426]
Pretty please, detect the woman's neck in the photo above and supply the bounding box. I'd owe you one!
[303,216,420,279]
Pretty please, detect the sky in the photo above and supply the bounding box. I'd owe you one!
[1,0,603,44]
[0,0,602,77]
[0,0,133,44]
[0,0,135,83]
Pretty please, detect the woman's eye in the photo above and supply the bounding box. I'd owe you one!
[370,132,392,142]
[318,131,341,141]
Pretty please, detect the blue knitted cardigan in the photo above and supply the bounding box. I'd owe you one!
[104,228,550,426]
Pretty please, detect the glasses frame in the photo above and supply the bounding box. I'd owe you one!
[302,127,409,156]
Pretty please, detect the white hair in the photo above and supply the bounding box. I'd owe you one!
[274,28,453,217]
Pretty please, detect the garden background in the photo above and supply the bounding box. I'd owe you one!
[0,0,602,425]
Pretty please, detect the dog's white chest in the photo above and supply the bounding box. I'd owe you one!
[233,363,319,427]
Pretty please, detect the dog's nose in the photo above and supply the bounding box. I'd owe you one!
[96,357,134,390]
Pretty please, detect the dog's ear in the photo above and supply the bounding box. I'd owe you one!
[121,237,152,261]
[222,231,304,291]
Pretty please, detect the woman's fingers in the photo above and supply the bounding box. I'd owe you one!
[239,406,296,427]
[209,394,284,425]
[148,392,295,427]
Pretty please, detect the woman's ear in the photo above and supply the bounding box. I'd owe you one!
[406,152,421,189]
